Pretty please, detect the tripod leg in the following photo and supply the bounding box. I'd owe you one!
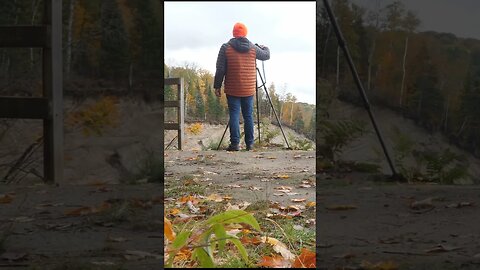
[257,68,291,149]
[322,0,398,178]
[256,76,261,144]
[217,123,229,150]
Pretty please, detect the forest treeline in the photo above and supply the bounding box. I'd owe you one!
[0,0,162,96]
[165,63,316,141]
[318,0,480,157]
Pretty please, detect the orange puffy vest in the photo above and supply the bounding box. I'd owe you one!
[224,46,257,97]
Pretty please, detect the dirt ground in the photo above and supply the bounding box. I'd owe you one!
[164,149,316,207]
[0,183,161,270]
[317,173,480,270]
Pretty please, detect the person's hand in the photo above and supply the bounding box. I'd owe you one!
[215,88,221,97]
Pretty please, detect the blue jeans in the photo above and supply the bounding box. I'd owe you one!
[227,95,254,146]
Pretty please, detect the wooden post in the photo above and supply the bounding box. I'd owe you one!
[43,0,63,183]
[178,78,184,150]
[0,0,63,184]
[164,78,184,150]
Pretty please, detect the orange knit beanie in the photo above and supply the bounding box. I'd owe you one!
[233,22,247,38]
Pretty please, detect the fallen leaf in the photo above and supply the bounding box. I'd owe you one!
[446,202,473,208]
[225,202,251,211]
[274,186,293,191]
[178,195,200,205]
[360,260,399,270]
[275,175,290,179]
[249,186,263,191]
[186,201,200,214]
[173,247,192,263]
[285,192,300,196]
[107,236,128,242]
[65,206,93,216]
[241,235,263,245]
[267,156,277,160]
[0,194,14,204]
[273,193,284,196]
[299,184,312,188]
[205,193,224,202]
[260,236,296,260]
[164,217,176,241]
[257,255,292,268]
[410,197,434,210]
[425,244,462,253]
[226,184,243,188]
[169,208,181,216]
[305,219,315,227]
[325,205,357,211]
[305,202,316,208]
[291,198,306,203]
[292,248,315,268]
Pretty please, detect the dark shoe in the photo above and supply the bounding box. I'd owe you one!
[246,144,253,151]
[226,144,239,151]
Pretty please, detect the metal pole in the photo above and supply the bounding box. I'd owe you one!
[256,67,261,144]
[322,0,399,178]
[257,67,291,149]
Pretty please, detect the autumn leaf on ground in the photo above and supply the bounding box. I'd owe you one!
[325,204,357,211]
[260,236,296,260]
[178,195,200,205]
[240,235,263,245]
[169,208,181,216]
[164,217,176,241]
[225,202,251,211]
[292,248,315,268]
[65,201,111,216]
[305,202,316,208]
[257,255,292,268]
[291,198,306,203]
[361,260,399,270]
[205,193,224,202]
[445,202,473,208]
[249,186,263,191]
[425,244,462,253]
[0,193,14,204]
[186,201,200,214]
[410,197,435,210]
[275,174,290,179]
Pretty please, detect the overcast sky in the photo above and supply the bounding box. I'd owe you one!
[164,1,316,105]
[349,0,480,40]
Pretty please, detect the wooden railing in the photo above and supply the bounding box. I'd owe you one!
[0,0,63,183]
[164,78,184,150]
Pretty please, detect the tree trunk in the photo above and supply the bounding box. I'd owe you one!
[66,0,76,80]
[322,24,331,77]
[443,94,450,132]
[128,63,133,91]
[399,36,409,107]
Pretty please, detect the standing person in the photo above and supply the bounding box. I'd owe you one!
[214,22,270,151]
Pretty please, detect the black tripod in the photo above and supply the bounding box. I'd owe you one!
[322,0,400,179]
[217,61,291,150]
